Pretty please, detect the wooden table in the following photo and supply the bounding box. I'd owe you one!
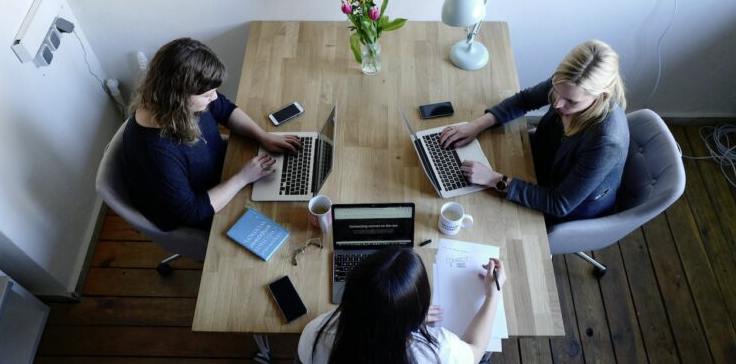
[193,21,564,337]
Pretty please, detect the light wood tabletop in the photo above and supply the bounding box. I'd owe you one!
[193,21,564,337]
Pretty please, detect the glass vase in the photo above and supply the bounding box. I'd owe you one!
[360,41,381,75]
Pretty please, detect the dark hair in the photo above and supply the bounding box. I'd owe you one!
[130,37,226,144]
[315,247,438,364]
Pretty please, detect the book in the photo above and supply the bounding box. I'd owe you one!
[226,208,290,261]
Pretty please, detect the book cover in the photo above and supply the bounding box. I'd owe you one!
[226,208,290,261]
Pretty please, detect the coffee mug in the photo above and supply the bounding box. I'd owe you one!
[308,195,332,234]
[438,202,474,235]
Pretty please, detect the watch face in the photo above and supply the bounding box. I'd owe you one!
[496,180,506,191]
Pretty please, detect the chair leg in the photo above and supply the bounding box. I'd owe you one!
[156,254,181,276]
[574,252,607,277]
[253,334,271,363]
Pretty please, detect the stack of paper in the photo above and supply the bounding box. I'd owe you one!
[432,238,508,352]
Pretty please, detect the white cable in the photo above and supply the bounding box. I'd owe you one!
[644,0,678,108]
[73,29,126,116]
[680,124,736,188]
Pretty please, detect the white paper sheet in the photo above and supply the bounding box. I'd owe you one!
[431,238,508,352]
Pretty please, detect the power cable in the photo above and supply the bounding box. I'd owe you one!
[644,0,678,108]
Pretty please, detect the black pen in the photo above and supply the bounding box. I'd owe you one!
[493,269,500,291]
[419,239,432,247]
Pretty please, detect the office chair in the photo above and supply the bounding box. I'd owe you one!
[95,121,208,276]
[547,109,686,276]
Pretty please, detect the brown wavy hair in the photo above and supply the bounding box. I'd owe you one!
[130,38,226,144]
[549,39,626,136]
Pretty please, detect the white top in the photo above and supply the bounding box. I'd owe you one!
[298,310,475,364]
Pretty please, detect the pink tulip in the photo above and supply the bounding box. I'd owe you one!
[341,1,352,15]
[369,6,381,21]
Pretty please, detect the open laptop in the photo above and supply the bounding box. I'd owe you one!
[400,111,491,198]
[331,203,415,304]
[252,103,337,201]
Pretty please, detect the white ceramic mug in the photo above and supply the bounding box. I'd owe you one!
[308,195,332,234]
[438,202,474,235]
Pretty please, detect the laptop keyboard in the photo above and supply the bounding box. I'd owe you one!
[333,253,372,282]
[280,137,313,195]
[421,132,470,191]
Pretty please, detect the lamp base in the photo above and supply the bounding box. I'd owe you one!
[449,40,489,71]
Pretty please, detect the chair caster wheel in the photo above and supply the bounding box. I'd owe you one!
[156,263,173,276]
[594,266,607,278]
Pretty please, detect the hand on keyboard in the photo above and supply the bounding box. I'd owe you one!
[239,153,276,185]
[459,160,498,187]
[261,133,303,154]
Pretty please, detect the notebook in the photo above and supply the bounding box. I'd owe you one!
[330,203,415,304]
[400,111,491,198]
[226,208,290,261]
[252,103,337,201]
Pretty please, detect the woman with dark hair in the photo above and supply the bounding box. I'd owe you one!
[297,247,506,364]
[440,40,628,224]
[122,38,301,237]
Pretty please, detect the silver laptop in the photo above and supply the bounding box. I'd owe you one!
[252,103,337,201]
[400,111,491,198]
[331,203,415,304]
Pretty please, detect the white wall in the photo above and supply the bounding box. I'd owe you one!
[0,0,120,296]
[67,0,736,117]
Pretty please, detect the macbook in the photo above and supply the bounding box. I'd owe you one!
[331,203,415,304]
[252,103,337,201]
[400,110,491,198]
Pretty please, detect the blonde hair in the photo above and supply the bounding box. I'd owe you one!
[550,40,626,135]
[130,38,226,144]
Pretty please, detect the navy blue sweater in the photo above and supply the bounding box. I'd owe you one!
[487,79,629,223]
[122,93,236,231]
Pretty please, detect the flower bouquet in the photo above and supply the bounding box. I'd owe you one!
[341,0,407,74]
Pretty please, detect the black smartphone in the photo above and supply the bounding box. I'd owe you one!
[268,275,308,323]
[419,101,454,119]
[269,102,304,126]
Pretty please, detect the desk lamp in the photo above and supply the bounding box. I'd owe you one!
[441,0,488,70]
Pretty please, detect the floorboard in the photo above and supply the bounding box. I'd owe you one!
[34,124,736,363]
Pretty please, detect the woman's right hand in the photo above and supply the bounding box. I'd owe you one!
[238,153,276,185]
[439,113,497,149]
[480,258,506,298]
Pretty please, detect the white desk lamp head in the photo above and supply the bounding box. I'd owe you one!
[441,0,489,71]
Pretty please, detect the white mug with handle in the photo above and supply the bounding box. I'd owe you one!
[438,202,474,235]
[308,195,332,234]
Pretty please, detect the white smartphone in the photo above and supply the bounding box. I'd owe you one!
[268,102,304,126]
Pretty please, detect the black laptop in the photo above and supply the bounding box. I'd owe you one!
[331,203,415,303]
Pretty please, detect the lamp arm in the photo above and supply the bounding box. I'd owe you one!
[466,20,483,44]
[465,0,487,44]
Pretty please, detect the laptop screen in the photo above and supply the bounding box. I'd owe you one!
[332,203,415,249]
[311,104,337,194]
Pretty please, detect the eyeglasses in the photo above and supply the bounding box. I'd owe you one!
[291,237,323,266]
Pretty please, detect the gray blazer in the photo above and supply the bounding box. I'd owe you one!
[487,79,629,223]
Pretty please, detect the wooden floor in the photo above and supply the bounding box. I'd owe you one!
[35,125,736,364]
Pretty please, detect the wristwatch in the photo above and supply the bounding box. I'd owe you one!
[495,175,509,192]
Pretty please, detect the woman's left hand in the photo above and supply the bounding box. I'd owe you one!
[426,305,443,324]
[460,160,501,187]
[260,134,302,154]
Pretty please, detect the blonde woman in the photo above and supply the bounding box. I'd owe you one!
[440,40,628,223]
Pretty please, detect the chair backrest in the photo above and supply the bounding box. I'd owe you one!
[95,121,208,261]
[547,109,686,254]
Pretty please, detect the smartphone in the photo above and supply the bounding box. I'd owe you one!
[269,102,304,126]
[268,275,308,323]
[419,101,454,119]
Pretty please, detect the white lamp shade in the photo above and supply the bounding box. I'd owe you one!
[441,0,486,27]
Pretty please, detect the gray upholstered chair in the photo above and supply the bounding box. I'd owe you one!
[95,121,208,275]
[547,109,686,276]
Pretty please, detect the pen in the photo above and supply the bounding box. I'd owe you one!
[419,239,432,247]
[493,269,500,291]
